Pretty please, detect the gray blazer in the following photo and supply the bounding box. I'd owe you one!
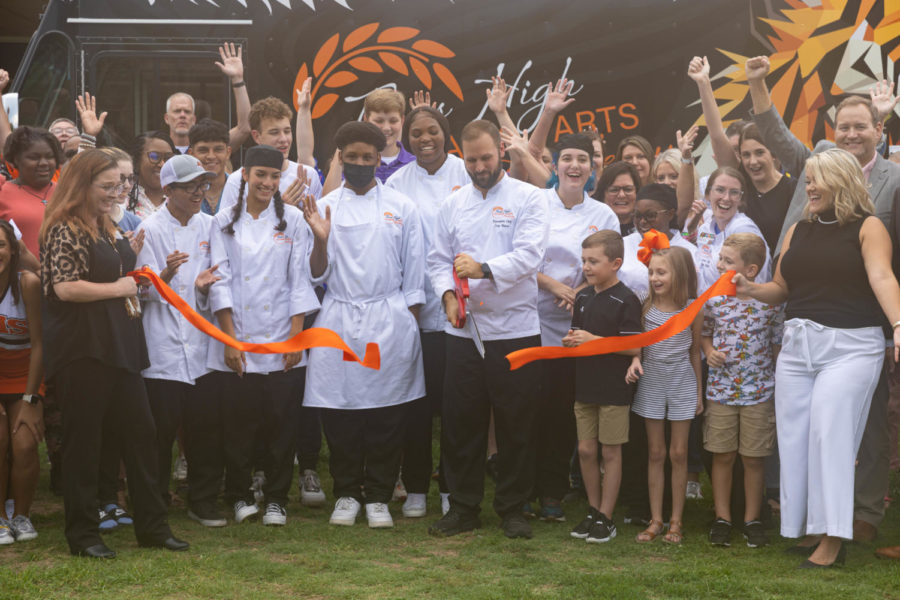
[753,105,900,249]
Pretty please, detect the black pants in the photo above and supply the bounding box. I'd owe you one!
[146,374,223,509]
[442,334,541,517]
[97,413,123,506]
[296,405,322,472]
[531,358,576,501]
[219,368,304,507]
[401,331,446,494]
[58,358,171,552]
[321,403,407,504]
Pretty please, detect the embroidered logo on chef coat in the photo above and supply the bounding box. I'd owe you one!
[273,232,293,244]
[199,240,210,254]
[492,206,515,228]
[383,211,404,225]
[588,225,599,233]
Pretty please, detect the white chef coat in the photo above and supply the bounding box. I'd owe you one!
[537,188,620,346]
[219,160,322,213]
[304,182,426,409]
[206,200,320,374]
[136,203,214,384]
[427,173,549,341]
[695,213,771,293]
[385,154,469,333]
[618,229,700,301]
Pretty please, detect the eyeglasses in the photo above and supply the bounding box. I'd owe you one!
[607,185,635,196]
[50,127,78,136]
[146,151,175,165]
[635,210,670,222]
[172,181,211,194]
[712,186,743,200]
[120,174,135,186]
[95,182,126,195]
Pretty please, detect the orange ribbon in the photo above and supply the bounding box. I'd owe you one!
[636,229,670,266]
[506,271,737,370]
[128,267,380,370]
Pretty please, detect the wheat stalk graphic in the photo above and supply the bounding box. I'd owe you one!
[293,22,465,118]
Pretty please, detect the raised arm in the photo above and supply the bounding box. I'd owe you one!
[215,43,252,152]
[75,92,107,149]
[486,77,517,134]
[687,56,738,169]
[500,126,550,187]
[321,149,343,196]
[746,56,810,177]
[529,79,575,161]
[675,126,698,225]
[295,76,315,167]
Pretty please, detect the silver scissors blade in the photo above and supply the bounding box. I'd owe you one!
[467,310,486,358]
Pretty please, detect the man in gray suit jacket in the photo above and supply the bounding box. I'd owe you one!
[745,54,900,543]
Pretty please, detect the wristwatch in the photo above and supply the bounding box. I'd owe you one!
[480,262,493,280]
[22,394,42,405]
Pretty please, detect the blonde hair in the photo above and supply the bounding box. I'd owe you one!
[803,148,873,225]
[249,97,293,131]
[722,233,767,272]
[644,247,697,316]
[98,146,130,163]
[651,148,700,199]
[364,89,405,116]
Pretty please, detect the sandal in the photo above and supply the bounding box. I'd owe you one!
[663,520,684,544]
[635,519,664,543]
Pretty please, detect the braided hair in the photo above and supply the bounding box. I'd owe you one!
[224,171,287,234]
[0,220,21,304]
[127,131,175,212]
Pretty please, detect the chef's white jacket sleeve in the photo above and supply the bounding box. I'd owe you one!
[207,218,234,314]
[483,188,549,294]
[135,223,167,305]
[427,199,455,300]
[289,221,321,317]
[401,203,426,308]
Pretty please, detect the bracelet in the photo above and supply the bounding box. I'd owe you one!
[80,132,97,142]
[231,81,246,88]
[892,320,900,330]
[681,157,693,164]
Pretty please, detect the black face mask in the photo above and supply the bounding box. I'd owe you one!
[344,162,376,189]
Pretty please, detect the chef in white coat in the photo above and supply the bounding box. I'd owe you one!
[302,121,425,530]
[137,154,224,526]
[207,145,320,528]
[426,119,549,540]
[385,106,469,519]
[531,134,620,519]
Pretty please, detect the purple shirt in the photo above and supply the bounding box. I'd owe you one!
[376,143,415,183]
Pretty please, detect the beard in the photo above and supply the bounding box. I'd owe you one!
[468,165,503,190]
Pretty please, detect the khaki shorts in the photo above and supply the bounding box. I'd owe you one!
[703,399,775,457]
[574,402,630,445]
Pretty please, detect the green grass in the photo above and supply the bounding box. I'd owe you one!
[2,443,900,599]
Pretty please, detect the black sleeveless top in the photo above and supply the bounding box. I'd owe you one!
[780,211,885,329]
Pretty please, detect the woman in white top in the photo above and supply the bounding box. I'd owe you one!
[126,132,176,220]
[694,167,771,293]
[385,106,468,518]
[207,145,319,528]
[531,133,620,518]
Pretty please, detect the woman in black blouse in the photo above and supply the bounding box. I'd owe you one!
[39,149,187,558]
[734,148,900,568]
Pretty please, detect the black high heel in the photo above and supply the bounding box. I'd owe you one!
[799,541,847,569]
[785,542,819,556]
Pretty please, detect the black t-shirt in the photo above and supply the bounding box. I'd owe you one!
[571,281,643,405]
[744,175,797,255]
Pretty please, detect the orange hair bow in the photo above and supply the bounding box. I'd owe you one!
[636,229,670,266]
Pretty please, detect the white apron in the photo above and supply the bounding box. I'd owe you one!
[304,187,425,409]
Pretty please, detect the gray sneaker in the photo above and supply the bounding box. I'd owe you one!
[0,519,14,545]
[300,470,326,507]
[9,515,37,541]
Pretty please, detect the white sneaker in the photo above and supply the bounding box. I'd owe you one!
[686,480,703,500]
[9,515,37,541]
[173,454,188,481]
[366,502,394,528]
[330,497,361,526]
[262,502,287,526]
[0,520,14,545]
[440,493,450,516]
[300,470,326,507]
[233,500,259,523]
[392,476,407,502]
[250,471,266,504]
[402,493,427,518]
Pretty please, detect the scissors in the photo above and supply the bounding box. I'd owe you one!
[453,267,486,358]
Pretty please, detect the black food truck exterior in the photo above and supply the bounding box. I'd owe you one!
[9,0,900,166]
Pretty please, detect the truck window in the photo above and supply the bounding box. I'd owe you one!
[91,52,231,148]
[16,32,74,128]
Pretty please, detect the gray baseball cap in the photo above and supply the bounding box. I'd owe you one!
[160,154,215,188]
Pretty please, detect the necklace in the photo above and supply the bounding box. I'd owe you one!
[815,215,839,225]
[14,180,52,205]
[102,231,141,319]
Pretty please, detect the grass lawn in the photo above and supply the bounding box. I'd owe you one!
[2,442,900,599]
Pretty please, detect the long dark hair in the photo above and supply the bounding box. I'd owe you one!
[126,131,175,212]
[0,220,22,304]
[224,173,287,235]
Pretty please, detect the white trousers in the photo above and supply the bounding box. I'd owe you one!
[775,319,884,540]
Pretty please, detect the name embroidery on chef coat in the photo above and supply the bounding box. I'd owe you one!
[273,232,293,244]
[492,206,515,228]
[383,211,404,226]
[199,240,210,254]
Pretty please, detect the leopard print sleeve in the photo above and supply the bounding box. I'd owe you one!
[42,223,90,298]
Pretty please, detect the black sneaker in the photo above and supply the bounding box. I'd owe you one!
[709,518,733,547]
[743,520,769,548]
[571,508,600,539]
[586,513,617,544]
[428,506,481,537]
[501,513,533,539]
